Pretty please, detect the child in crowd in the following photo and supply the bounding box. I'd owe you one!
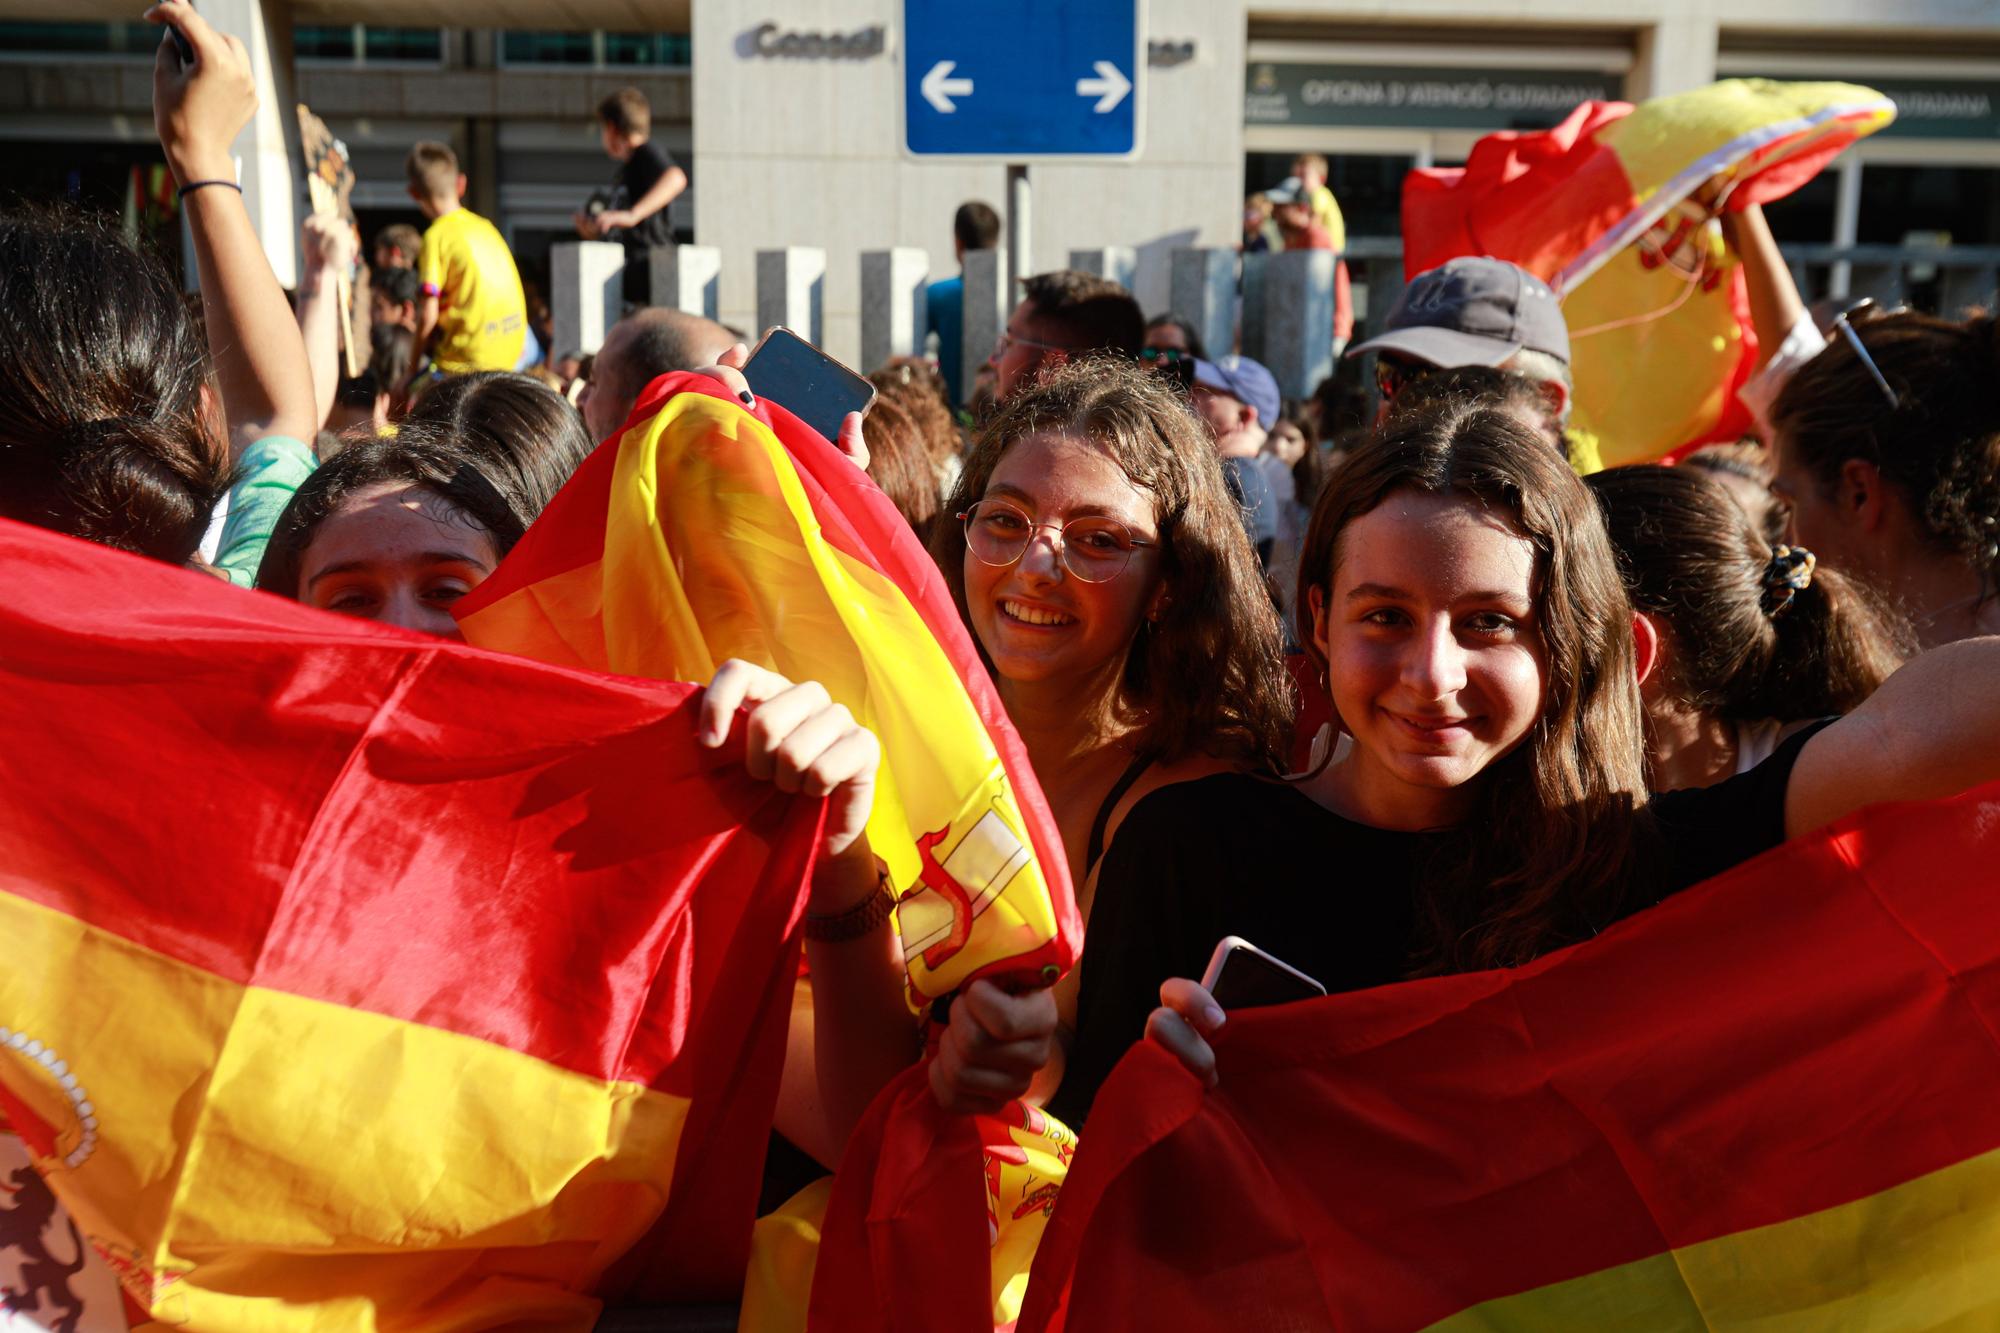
[405,140,528,376]
[254,431,521,639]
[578,87,686,303]
[1066,395,2000,1116]
[1589,463,1908,790]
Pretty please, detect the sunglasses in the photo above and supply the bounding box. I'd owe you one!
[1372,355,1437,402]
[1830,301,1901,411]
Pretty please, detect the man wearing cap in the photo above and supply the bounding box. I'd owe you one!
[1191,354,1283,569]
[1349,255,1595,470]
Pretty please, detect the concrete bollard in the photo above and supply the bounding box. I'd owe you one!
[649,245,722,320]
[961,248,1007,403]
[859,248,930,372]
[1259,249,1337,400]
[1239,251,1269,365]
[1169,248,1238,360]
[551,240,626,357]
[756,247,827,345]
[1068,247,1137,292]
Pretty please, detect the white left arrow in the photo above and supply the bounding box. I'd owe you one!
[922,60,974,114]
[1075,60,1131,113]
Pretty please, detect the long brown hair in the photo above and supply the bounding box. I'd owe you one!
[1295,397,1654,973]
[1771,308,2000,595]
[932,356,1293,771]
[1587,465,1908,724]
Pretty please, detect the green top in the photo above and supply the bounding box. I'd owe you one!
[214,435,316,589]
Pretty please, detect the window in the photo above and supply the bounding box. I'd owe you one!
[604,33,691,67]
[1856,164,2000,248]
[502,31,596,65]
[296,24,441,65]
[0,21,157,55]
[502,30,690,68]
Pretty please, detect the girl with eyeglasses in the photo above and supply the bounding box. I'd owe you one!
[928,356,1295,1108]
[1057,395,2000,1109]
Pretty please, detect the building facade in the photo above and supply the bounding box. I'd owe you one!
[3,0,1996,364]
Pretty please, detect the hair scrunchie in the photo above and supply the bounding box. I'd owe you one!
[1761,544,1817,617]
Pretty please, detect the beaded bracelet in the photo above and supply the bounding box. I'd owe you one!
[178,179,243,199]
[804,865,896,943]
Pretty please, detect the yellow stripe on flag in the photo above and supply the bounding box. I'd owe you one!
[1,890,690,1331]
[1425,1143,2000,1330]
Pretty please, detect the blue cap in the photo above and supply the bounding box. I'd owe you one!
[1193,355,1282,431]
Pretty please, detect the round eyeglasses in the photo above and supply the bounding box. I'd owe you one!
[958,500,1156,583]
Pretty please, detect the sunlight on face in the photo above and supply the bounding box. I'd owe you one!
[1312,488,1546,829]
[297,481,500,640]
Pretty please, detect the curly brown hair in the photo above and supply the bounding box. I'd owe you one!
[1296,397,1655,973]
[1771,309,2000,598]
[931,356,1293,771]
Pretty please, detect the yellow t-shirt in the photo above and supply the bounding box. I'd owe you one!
[417,208,527,373]
[1307,184,1346,254]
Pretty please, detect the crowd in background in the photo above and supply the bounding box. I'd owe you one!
[4,0,2000,1313]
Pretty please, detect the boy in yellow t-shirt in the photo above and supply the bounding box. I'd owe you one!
[1290,152,1347,255]
[405,141,526,374]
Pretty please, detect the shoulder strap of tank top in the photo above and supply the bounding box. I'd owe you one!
[1085,751,1157,879]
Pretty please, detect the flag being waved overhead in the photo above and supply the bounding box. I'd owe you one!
[0,520,824,1329]
[1019,781,2000,1332]
[457,373,1081,1000]
[1403,78,1896,466]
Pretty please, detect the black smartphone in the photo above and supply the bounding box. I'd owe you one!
[161,1,197,65]
[1200,935,1327,1011]
[740,326,876,445]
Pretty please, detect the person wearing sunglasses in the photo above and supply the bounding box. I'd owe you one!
[1345,256,1587,468]
[987,269,1145,405]
[1768,306,2000,648]
[930,355,1293,1110]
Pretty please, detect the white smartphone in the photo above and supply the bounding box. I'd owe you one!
[1200,935,1327,1011]
[740,326,877,444]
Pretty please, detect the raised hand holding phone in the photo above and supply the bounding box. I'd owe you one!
[693,338,871,470]
[146,0,256,186]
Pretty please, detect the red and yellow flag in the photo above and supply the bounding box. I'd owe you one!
[0,520,824,1329]
[456,374,1080,999]
[1016,781,2000,1330]
[1403,79,1895,466]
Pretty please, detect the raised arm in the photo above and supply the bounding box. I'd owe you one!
[1785,636,2000,838]
[1720,202,1810,374]
[296,214,355,432]
[148,0,317,457]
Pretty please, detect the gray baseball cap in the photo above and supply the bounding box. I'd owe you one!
[1348,256,1570,369]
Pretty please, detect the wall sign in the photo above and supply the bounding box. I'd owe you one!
[1742,75,2000,140]
[747,23,886,59]
[1246,62,1624,131]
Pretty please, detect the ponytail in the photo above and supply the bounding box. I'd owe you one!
[1586,464,1908,725]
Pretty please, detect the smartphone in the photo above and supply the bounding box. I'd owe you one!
[1201,936,1327,1012]
[740,326,876,444]
[163,0,197,65]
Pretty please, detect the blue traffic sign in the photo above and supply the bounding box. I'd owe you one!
[903,0,1142,158]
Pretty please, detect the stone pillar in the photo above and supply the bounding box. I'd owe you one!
[1068,247,1137,292]
[551,240,626,357]
[756,247,826,345]
[960,248,1007,404]
[1169,248,1237,360]
[1259,250,1336,400]
[650,244,722,319]
[181,0,302,289]
[1239,251,1269,365]
[860,248,929,372]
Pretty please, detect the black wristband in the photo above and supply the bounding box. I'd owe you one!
[178,179,243,199]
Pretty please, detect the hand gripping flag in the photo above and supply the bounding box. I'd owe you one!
[1402,79,1895,467]
[1017,781,2000,1332]
[455,374,1080,1001]
[0,520,826,1329]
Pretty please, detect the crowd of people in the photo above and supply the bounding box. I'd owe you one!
[6,0,2000,1314]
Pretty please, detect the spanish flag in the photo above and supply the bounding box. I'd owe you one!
[0,520,824,1328]
[456,374,1080,1000]
[1017,781,2000,1330]
[1403,79,1895,466]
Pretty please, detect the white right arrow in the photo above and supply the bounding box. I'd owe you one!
[1075,60,1131,113]
[922,60,974,114]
